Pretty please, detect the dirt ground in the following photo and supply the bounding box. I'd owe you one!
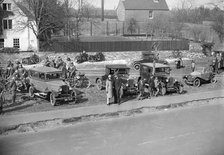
[1,57,224,116]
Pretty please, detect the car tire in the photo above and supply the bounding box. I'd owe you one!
[210,77,217,83]
[133,62,140,71]
[71,90,77,103]
[29,86,35,98]
[96,79,103,90]
[193,78,201,87]
[50,93,57,106]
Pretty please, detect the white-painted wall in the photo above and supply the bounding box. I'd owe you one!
[1,0,37,51]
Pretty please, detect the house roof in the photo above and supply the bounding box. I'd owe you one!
[122,0,169,10]
[29,66,62,73]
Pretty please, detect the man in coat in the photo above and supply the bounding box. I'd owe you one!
[9,76,17,104]
[113,73,122,104]
[106,74,113,105]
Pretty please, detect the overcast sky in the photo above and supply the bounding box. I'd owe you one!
[88,0,220,10]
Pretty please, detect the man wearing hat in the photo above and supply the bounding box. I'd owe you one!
[106,74,113,105]
[9,76,17,104]
[113,72,122,104]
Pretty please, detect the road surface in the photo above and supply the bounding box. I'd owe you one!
[1,103,224,155]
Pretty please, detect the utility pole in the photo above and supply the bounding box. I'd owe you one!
[101,0,104,21]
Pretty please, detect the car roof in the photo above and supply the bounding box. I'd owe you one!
[106,64,130,69]
[29,66,62,73]
[141,63,169,68]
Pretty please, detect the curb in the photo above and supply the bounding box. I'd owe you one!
[0,96,224,136]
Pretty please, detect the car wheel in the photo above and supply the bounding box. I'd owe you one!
[210,77,217,83]
[50,93,57,106]
[161,87,167,96]
[133,62,140,71]
[86,80,91,88]
[96,79,103,90]
[193,78,201,87]
[29,86,35,98]
[71,91,77,103]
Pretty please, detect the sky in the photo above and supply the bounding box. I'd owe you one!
[88,0,221,10]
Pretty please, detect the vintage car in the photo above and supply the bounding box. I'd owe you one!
[95,64,137,94]
[140,63,184,95]
[132,52,168,71]
[27,66,78,106]
[183,67,216,87]
[22,54,41,65]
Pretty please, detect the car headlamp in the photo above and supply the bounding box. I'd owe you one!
[58,87,62,92]
[77,76,80,79]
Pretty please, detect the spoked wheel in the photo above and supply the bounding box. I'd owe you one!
[70,91,77,103]
[86,79,91,88]
[133,62,140,71]
[96,79,103,90]
[50,93,57,106]
[210,77,217,84]
[193,78,201,87]
[29,86,35,98]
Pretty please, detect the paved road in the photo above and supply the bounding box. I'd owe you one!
[1,103,224,155]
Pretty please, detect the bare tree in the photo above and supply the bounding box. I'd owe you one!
[212,12,224,43]
[127,18,138,34]
[15,0,65,52]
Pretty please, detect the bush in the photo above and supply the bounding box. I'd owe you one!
[0,48,19,53]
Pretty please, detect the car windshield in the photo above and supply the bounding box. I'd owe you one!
[155,67,170,74]
[46,73,61,80]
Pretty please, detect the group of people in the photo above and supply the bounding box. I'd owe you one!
[106,73,123,105]
[138,76,161,100]
[211,53,224,73]
[43,56,77,79]
[105,73,162,105]
[0,60,28,105]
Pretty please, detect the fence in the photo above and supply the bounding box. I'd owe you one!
[51,40,189,53]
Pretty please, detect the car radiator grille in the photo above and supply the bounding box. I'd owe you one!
[61,85,69,94]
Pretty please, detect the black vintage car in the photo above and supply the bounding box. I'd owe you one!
[95,64,137,94]
[140,63,184,95]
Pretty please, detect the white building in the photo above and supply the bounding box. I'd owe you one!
[0,0,37,51]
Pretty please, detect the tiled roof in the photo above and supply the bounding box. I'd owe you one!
[122,0,169,10]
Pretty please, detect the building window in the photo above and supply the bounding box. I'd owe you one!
[2,3,12,11]
[154,0,159,3]
[13,39,20,49]
[3,19,12,29]
[149,11,153,19]
[0,39,4,48]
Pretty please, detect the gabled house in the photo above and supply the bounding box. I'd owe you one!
[0,0,37,51]
[117,0,169,22]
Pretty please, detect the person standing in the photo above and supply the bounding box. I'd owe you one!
[191,60,195,72]
[61,63,67,79]
[114,73,122,104]
[106,75,113,105]
[147,76,154,99]
[154,77,160,97]
[137,77,145,100]
[9,76,17,104]
[44,57,51,67]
